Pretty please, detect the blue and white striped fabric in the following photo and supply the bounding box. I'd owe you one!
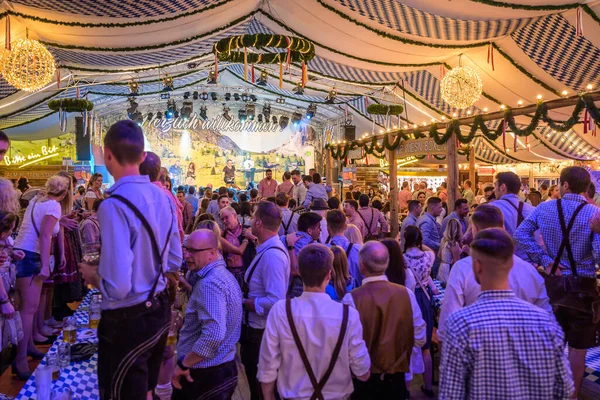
[308,56,406,84]
[0,77,18,100]
[473,136,517,164]
[10,0,224,18]
[330,0,541,41]
[538,126,598,160]
[512,13,600,92]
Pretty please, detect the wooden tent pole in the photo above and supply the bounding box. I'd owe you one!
[326,150,333,187]
[447,134,460,213]
[469,144,476,189]
[388,148,399,238]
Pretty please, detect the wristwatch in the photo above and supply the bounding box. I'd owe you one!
[177,357,190,371]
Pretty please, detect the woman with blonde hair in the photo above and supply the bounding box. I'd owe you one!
[326,245,358,301]
[0,178,20,214]
[437,218,463,283]
[12,174,70,379]
[344,223,363,245]
[84,173,103,210]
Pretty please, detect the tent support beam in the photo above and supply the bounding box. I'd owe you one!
[447,134,460,213]
[469,144,475,192]
[388,148,399,238]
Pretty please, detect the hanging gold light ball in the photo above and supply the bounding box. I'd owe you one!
[1,32,56,92]
[440,66,483,110]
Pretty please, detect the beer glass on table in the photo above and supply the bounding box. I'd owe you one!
[81,242,101,290]
[62,317,77,344]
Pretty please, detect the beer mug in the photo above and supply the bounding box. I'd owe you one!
[81,242,101,266]
[45,352,60,381]
[62,317,77,344]
[166,309,181,346]
[89,310,101,330]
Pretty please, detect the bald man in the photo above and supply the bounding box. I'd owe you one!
[440,229,573,400]
[171,229,242,400]
[343,241,425,400]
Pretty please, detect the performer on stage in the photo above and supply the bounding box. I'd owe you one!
[243,157,255,187]
[223,159,237,188]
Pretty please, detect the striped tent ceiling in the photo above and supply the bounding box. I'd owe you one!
[0,0,599,164]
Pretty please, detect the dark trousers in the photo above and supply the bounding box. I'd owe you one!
[98,292,170,400]
[352,372,408,400]
[240,325,264,400]
[172,360,238,400]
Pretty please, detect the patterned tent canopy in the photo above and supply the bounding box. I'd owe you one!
[0,0,599,164]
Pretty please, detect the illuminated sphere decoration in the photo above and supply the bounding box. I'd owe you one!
[1,37,56,92]
[440,66,483,110]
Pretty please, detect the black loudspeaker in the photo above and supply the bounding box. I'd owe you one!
[75,117,91,161]
[344,125,356,141]
[331,167,339,183]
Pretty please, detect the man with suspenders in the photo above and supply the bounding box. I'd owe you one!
[326,209,363,284]
[80,121,182,400]
[276,192,299,236]
[258,244,371,400]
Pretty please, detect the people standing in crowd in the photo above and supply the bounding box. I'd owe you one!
[214,194,231,231]
[326,245,359,301]
[397,182,413,213]
[277,193,298,236]
[176,191,194,234]
[440,198,469,236]
[462,180,475,206]
[286,211,323,298]
[239,201,253,228]
[185,186,199,216]
[17,177,31,194]
[437,218,463,284]
[258,169,278,198]
[309,198,330,245]
[79,121,182,399]
[207,187,227,218]
[402,225,439,398]
[420,182,434,198]
[241,201,290,400]
[291,170,307,207]
[0,178,20,215]
[438,204,551,343]
[84,173,104,210]
[258,243,370,400]
[13,174,70,379]
[416,191,426,209]
[277,171,294,197]
[171,229,242,399]
[73,186,86,211]
[440,229,573,399]
[515,166,599,399]
[80,198,103,245]
[416,197,442,261]
[343,199,365,237]
[343,241,426,400]
[0,130,9,163]
[479,184,494,204]
[438,182,448,203]
[357,194,389,241]
[547,184,560,201]
[302,174,331,209]
[539,183,549,201]
[326,209,362,284]
[219,206,251,287]
[400,200,421,250]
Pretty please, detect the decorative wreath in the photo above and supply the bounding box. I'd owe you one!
[48,98,94,113]
[212,34,315,64]
[367,104,404,116]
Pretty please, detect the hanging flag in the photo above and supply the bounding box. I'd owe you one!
[526,136,530,152]
[285,37,292,70]
[514,134,517,153]
[244,47,248,81]
[301,61,307,88]
[251,64,255,83]
[364,97,369,109]
[487,43,495,71]
[76,87,80,99]
[502,120,507,152]
[279,62,283,89]
[576,6,584,37]
[5,15,10,51]
[214,54,219,83]
[584,109,590,134]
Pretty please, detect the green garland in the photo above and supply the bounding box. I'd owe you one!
[367,104,404,116]
[213,34,315,65]
[48,99,94,112]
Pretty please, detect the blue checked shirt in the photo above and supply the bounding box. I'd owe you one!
[440,291,573,400]
[416,212,441,253]
[514,194,600,278]
[177,257,243,368]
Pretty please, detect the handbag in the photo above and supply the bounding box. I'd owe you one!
[1,311,24,350]
[544,199,600,323]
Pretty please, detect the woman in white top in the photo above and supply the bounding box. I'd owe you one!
[12,175,69,379]
[84,173,103,210]
[437,218,463,284]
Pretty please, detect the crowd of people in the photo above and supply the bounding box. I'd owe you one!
[0,124,599,400]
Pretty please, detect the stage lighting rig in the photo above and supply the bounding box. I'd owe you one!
[207,70,217,84]
[127,99,139,119]
[325,89,337,104]
[193,91,199,100]
[275,96,285,104]
[210,92,218,101]
[272,116,278,124]
[200,92,209,101]
[156,111,163,120]
[306,103,317,120]
[241,93,249,102]
[292,81,304,95]
[238,109,247,122]
[257,114,263,123]
[146,112,154,121]
[162,75,174,91]
[166,99,177,119]
[246,103,256,120]
[183,92,190,100]
[181,101,194,120]
[199,106,208,120]
[131,111,143,126]
[233,93,240,101]
[279,116,289,129]
[291,111,302,126]
[225,93,231,101]
[262,104,271,120]
[249,94,257,102]
[257,70,268,86]
[222,105,232,121]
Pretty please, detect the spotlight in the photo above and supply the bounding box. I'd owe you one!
[262,104,271,119]
[210,92,218,101]
[128,81,139,96]
[156,111,163,120]
[291,111,302,126]
[241,93,249,102]
[207,71,217,84]
[174,110,179,119]
[225,93,231,101]
[199,106,208,120]
[162,75,174,91]
[127,99,139,119]
[238,109,247,122]
[132,111,143,126]
[293,81,304,95]
[257,70,268,86]
[306,103,317,119]
[257,114,263,123]
[325,89,337,104]
[183,91,190,100]
[246,103,256,120]
[193,91,199,100]
[222,105,231,121]
[200,92,209,101]
[272,116,278,124]
[146,112,154,121]
[276,96,285,104]
[249,94,257,102]
[166,99,176,119]
[233,93,240,101]
[181,101,194,120]
[279,116,289,129]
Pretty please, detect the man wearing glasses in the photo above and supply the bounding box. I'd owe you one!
[171,229,242,399]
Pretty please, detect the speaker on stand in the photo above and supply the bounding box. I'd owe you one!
[75,117,91,162]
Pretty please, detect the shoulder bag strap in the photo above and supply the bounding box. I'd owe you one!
[325,235,331,244]
[516,201,525,226]
[551,200,586,276]
[345,243,354,257]
[30,200,40,237]
[407,258,431,301]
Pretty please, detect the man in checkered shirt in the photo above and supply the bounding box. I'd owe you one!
[515,166,600,399]
[440,229,573,400]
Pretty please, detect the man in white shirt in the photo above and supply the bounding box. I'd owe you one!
[291,170,307,207]
[258,244,370,400]
[437,204,551,343]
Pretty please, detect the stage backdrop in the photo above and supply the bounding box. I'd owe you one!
[142,115,317,188]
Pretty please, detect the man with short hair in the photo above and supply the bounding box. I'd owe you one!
[177,191,194,234]
[241,201,291,400]
[440,198,469,235]
[411,183,420,200]
[416,197,443,254]
[258,169,278,198]
[357,194,389,240]
[249,188,259,204]
[400,200,421,250]
[515,166,600,399]
[79,120,182,399]
[539,183,549,201]
[220,206,250,287]
[276,192,299,236]
[185,186,199,215]
[80,198,104,245]
[258,244,371,400]
[326,209,362,283]
[343,199,365,236]
[277,171,294,197]
[343,241,426,399]
[291,170,307,207]
[207,186,227,218]
[398,181,413,212]
[420,181,434,198]
[438,204,551,343]
[215,194,230,231]
[302,173,331,208]
[309,198,330,245]
[462,179,475,206]
[0,130,9,163]
[438,181,448,203]
[171,229,242,399]
[440,229,573,399]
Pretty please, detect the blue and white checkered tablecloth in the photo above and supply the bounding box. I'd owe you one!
[17,290,100,400]
[433,280,445,311]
